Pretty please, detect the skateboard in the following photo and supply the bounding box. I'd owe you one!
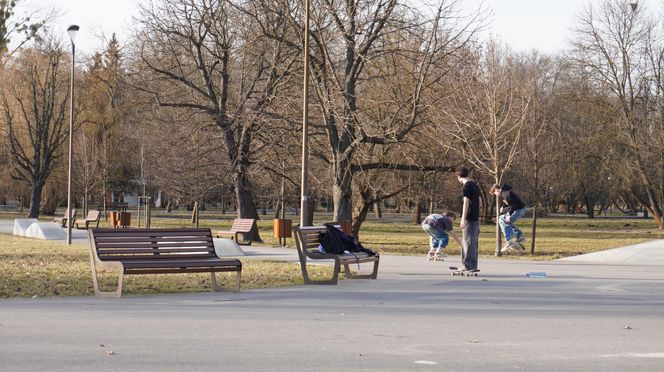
[449,266,480,277]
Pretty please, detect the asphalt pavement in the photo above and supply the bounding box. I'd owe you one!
[1,219,664,371]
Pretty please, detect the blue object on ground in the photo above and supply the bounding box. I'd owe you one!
[526,272,547,278]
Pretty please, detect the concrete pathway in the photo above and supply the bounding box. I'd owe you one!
[1,219,664,371]
[560,239,664,265]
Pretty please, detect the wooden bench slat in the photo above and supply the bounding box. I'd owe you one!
[94,235,213,243]
[96,242,214,249]
[97,247,215,254]
[122,258,241,269]
[99,254,218,261]
[126,266,242,275]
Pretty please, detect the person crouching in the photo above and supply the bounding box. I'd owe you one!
[421,211,463,261]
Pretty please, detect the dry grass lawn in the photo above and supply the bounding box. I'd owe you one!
[0,234,331,298]
[1,211,662,299]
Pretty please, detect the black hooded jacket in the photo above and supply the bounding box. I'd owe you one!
[500,184,525,214]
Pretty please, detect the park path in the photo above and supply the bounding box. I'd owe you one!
[2,218,664,371]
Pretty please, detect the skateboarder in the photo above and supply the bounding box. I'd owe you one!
[421,211,462,260]
[456,165,481,271]
[491,184,526,253]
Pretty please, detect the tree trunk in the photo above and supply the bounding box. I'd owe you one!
[351,191,372,238]
[102,181,108,221]
[83,186,89,217]
[414,200,422,224]
[273,199,281,219]
[638,174,664,229]
[234,171,262,242]
[28,181,45,218]
[584,196,595,218]
[302,196,315,227]
[495,193,502,257]
[332,179,353,223]
[40,186,59,215]
[530,207,537,256]
[374,201,382,219]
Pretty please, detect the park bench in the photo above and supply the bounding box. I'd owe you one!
[293,225,380,285]
[53,208,76,228]
[88,228,242,298]
[216,218,256,245]
[75,210,101,229]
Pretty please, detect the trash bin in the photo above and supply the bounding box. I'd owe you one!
[118,212,131,228]
[273,219,292,238]
[109,212,119,228]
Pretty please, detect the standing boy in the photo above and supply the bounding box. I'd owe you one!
[456,166,481,271]
[491,184,526,253]
[421,211,462,261]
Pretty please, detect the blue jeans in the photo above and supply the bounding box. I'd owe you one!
[422,224,449,251]
[462,220,479,270]
[499,208,525,242]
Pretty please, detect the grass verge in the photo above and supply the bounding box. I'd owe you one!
[2,213,663,299]
[0,234,332,299]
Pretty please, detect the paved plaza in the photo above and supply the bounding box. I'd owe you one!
[1,220,663,371]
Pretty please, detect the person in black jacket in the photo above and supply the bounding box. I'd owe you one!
[491,184,526,253]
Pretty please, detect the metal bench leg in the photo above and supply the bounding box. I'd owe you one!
[89,241,124,298]
[210,271,242,293]
[234,271,241,293]
[343,263,353,278]
[370,256,380,279]
[343,256,380,280]
[90,264,124,298]
[235,232,252,246]
[301,258,340,285]
[210,272,220,292]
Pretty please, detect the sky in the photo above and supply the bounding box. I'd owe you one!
[22,0,654,55]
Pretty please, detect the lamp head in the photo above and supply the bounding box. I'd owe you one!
[629,0,638,11]
[67,25,80,44]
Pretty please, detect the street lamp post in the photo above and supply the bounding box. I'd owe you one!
[66,25,79,245]
[300,0,310,227]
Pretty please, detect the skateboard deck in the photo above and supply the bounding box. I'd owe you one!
[449,266,480,277]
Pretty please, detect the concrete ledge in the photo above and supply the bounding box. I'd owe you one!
[213,237,246,257]
[13,219,38,237]
[23,222,66,240]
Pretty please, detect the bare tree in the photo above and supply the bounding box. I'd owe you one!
[518,53,560,254]
[77,35,136,219]
[572,0,664,229]
[246,0,486,228]
[1,39,70,217]
[437,40,533,254]
[133,0,299,241]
